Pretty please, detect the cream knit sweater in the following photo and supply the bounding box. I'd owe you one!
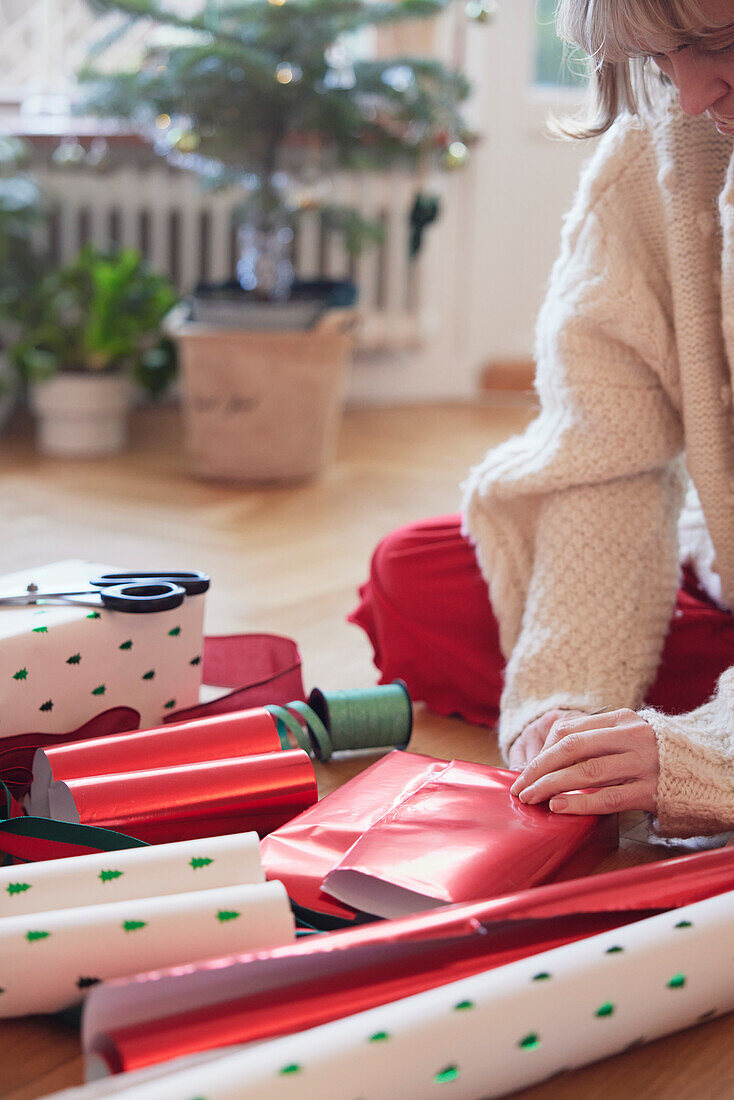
[463,95,734,839]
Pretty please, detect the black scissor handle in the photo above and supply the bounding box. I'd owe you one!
[91,571,210,596]
[98,582,186,614]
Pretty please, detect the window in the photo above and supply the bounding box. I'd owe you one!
[534,0,588,88]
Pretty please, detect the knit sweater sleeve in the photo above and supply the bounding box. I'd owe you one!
[639,669,734,837]
[462,120,686,758]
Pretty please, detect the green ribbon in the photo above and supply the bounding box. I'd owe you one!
[267,680,412,762]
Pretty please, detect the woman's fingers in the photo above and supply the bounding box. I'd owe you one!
[510,726,630,795]
[548,780,657,816]
[517,751,642,805]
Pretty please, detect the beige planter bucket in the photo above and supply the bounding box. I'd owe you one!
[176,311,355,483]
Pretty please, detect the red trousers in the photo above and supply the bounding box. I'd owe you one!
[349,514,734,727]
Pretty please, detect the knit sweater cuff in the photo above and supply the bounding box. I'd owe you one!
[639,706,734,838]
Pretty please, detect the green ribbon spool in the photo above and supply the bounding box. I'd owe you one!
[267,680,412,763]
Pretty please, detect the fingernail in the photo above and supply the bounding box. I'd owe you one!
[549,797,568,812]
[510,781,521,795]
[518,787,534,803]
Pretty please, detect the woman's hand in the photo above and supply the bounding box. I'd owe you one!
[509,708,659,816]
[507,709,589,769]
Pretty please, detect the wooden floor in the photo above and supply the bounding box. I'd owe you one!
[1,402,733,1100]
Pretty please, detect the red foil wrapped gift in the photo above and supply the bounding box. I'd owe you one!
[29,708,283,815]
[83,845,734,1075]
[260,751,618,921]
[46,749,317,844]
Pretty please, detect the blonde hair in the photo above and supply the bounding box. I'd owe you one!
[555,0,733,137]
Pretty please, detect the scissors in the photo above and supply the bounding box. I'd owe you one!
[0,571,210,615]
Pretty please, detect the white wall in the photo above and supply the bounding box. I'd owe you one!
[348,2,593,404]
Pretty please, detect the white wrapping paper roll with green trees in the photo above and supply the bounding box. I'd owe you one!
[43,887,734,1100]
[0,833,264,918]
[0,880,293,1018]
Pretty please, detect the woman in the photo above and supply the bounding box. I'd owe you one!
[351,0,734,838]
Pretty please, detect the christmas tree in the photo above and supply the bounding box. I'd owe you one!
[79,0,477,298]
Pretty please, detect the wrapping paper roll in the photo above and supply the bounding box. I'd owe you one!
[0,832,264,917]
[28,709,283,816]
[79,845,734,1076]
[0,879,293,1018]
[40,750,317,843]
[45,888,734,1100]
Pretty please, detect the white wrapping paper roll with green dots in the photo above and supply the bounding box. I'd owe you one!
[0,833,264,918]
[43,887,734,1100]
[0,880,293,1018]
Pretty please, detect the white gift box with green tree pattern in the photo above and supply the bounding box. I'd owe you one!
[0,561,205,737]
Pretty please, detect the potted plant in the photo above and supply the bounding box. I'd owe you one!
[0,135,45,434]
[11,246,178,457]
[77,0,478,480]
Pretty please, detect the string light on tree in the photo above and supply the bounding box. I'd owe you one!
[276,62,301,84]
[155,113,171,130]
[441,140,469,170]
[465,0,498,23]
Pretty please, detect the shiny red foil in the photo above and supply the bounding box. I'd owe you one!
[40,708,282,784]
[93,845,734,1074]
[260,751,617,920]
[64,749,316,843]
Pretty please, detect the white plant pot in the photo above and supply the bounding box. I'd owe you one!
[30,373,132,458]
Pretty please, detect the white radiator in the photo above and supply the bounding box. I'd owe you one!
[33,164,426,353]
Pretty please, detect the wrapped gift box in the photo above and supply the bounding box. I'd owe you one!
[0,560,205,738]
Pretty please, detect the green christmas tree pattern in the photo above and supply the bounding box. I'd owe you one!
[39,700,53,712]
[122,920,147,932]
[32,626,48,634]
[216,910,240,922]
[26,930,50,942]
[190,857,213,870]
[119,639,133,650]
[190,655,201,666]
[168,626,181,637]
[6,882,31,896]
[77,976,101,989]
[66,654,81,665]
[99,870,124,883]
[164,699,176,709]
[12,668,28,680]
[87,612,101,620]
[91,685,106,696]
[142,670,155,681]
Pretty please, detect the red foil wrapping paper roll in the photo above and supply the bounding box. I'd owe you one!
[85,845,734,1075]
[30,707,282,811]
[48,750,316,843]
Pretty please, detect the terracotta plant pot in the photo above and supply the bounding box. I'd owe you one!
[175,311,355,483]
[30,373,132,458]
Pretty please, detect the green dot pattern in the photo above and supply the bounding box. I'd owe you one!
[434,1066,459,1083]
[6,883,31,896]
[190,857,214,870]
[123,920,147,932]
[66,653,81,665]
[595,1002,615,1018]
[99,870,123,883]
[519,1033,541,1051]
[12,668,28,680]
[668,973,686,989]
